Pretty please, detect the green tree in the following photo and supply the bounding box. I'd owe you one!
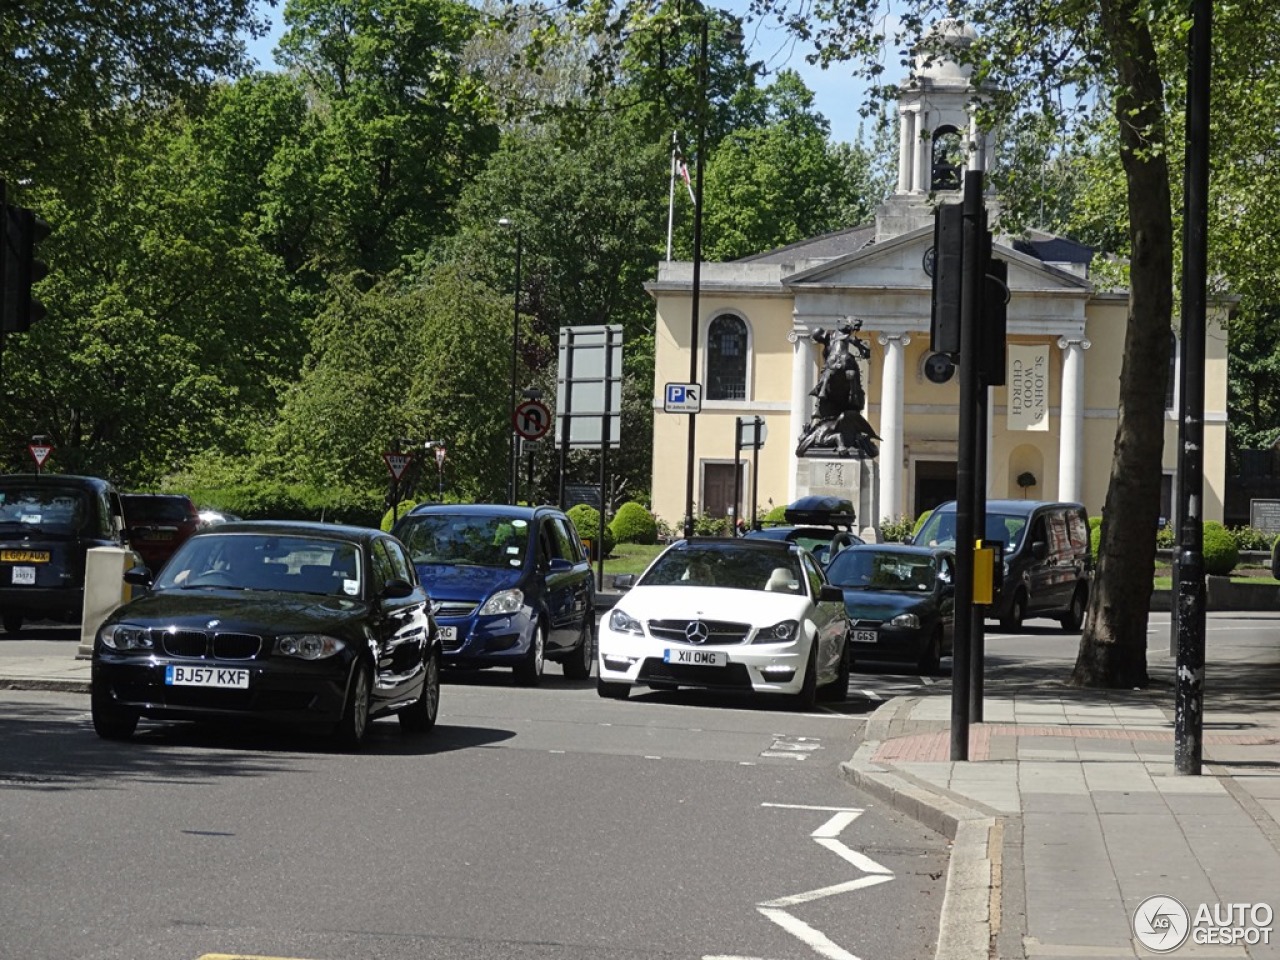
[275,0,500,275]
[0,101,299,482]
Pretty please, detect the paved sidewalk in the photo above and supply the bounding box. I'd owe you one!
[845,622,1280,960]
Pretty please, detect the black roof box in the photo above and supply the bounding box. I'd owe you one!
[783,496,856,528]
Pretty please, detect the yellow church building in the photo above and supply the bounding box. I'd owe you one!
[644,21,1229,534]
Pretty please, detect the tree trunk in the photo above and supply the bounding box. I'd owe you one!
[1070,0,1173,688]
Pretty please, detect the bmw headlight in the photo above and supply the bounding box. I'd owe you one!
[479,588,523,616]
[608,608,643,635]
[276,634,346,660]
[888,612,920,629]
[99,624,153,651]
[753,620,799,644]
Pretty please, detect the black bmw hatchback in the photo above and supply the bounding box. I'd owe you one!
[91,521,441,748]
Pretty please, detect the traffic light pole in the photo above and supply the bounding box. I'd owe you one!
[950,171,984,762]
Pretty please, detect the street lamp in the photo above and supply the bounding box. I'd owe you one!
[498,217,522,505]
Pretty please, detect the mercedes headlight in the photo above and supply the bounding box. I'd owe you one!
[608,609,643,635]
[753,620,799,644]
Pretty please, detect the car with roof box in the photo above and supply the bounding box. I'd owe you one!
[744,495,864,567]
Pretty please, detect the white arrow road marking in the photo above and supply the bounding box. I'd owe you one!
[700,803,895,960]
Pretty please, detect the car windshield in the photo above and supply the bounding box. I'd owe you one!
[397,514,530,569]
[0,484,88,534]
[827,550,938,592]
[154,532,363,596]
[914,511,1027,551]
[639,544,805,594]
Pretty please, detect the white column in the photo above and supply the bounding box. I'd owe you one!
[877,333,910,523]
[912,111,930,193]
[897,109,914,194]
[968,111,982,172]
[788,327,814,502]
[1057,337,1091,503]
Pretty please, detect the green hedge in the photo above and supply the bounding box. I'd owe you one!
[567,504,616,558]
[879,516,915,543]
[1202,521,1239,575]
[182,481,382,528]
[610,501,658,545]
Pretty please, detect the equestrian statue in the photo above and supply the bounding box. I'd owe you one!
[795,318,880,459]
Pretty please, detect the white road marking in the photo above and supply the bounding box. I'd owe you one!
[859,689,883,701]
[742,802,897,959]
[759,873,894,908]
[756,907,863,960]
[762,803,863,812]
[813,838,893,875]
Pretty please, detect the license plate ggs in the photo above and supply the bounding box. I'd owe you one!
[853,629,878,644]
[165,665,250,688]
[664,648,727,667]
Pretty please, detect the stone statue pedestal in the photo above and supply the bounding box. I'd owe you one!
[795,457,880,541]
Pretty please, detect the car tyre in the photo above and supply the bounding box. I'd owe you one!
[336,661,372,749]
[999,589,1027,632]
[91,684,138,741]
[2,610,22,634]
[792,642,819,711]
[561,620,594,680]
[917,630,943,675]
[819,637,851,701]
[399,648,440,734]
[514,621,547,686]
[597,678,630,699]
[1059,586,1087,632]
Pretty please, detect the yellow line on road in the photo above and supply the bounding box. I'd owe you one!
[199,954,319,960]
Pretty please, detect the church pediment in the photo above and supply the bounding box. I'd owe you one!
[782,226,1094,296]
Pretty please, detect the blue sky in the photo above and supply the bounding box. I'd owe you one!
[243,3,899,145]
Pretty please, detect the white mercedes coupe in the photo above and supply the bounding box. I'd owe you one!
[597,537,852,708]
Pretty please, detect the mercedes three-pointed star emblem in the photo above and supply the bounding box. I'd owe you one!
[684,620,709,644]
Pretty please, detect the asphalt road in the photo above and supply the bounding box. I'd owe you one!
[0,642,951,960]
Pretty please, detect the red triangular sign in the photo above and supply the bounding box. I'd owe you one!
[383,452,413,481]
[28,444,53,468]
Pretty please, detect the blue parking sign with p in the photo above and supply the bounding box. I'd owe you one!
[664,382,701,413]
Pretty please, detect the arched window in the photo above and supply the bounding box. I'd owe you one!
[706,314,748,400]
[931,126,965,191]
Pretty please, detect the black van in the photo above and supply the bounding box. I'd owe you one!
[911,499,1092,631]
[0,475,127,632]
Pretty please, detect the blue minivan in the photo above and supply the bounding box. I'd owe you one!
[392,504,596,684]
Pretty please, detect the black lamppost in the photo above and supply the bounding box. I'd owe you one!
[499,217,522,505]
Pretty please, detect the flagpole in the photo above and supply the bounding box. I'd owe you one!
[666,134,678,261]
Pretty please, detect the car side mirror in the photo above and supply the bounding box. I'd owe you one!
[1032,541,1048,561]
[902,534,915,545]
[548,557,572,573]
[381,578,414,600]
[819,584,844,603]
[612,573,637,592]
[124,565,152,587]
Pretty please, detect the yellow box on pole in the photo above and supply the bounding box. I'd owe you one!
[973,542,994,604]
